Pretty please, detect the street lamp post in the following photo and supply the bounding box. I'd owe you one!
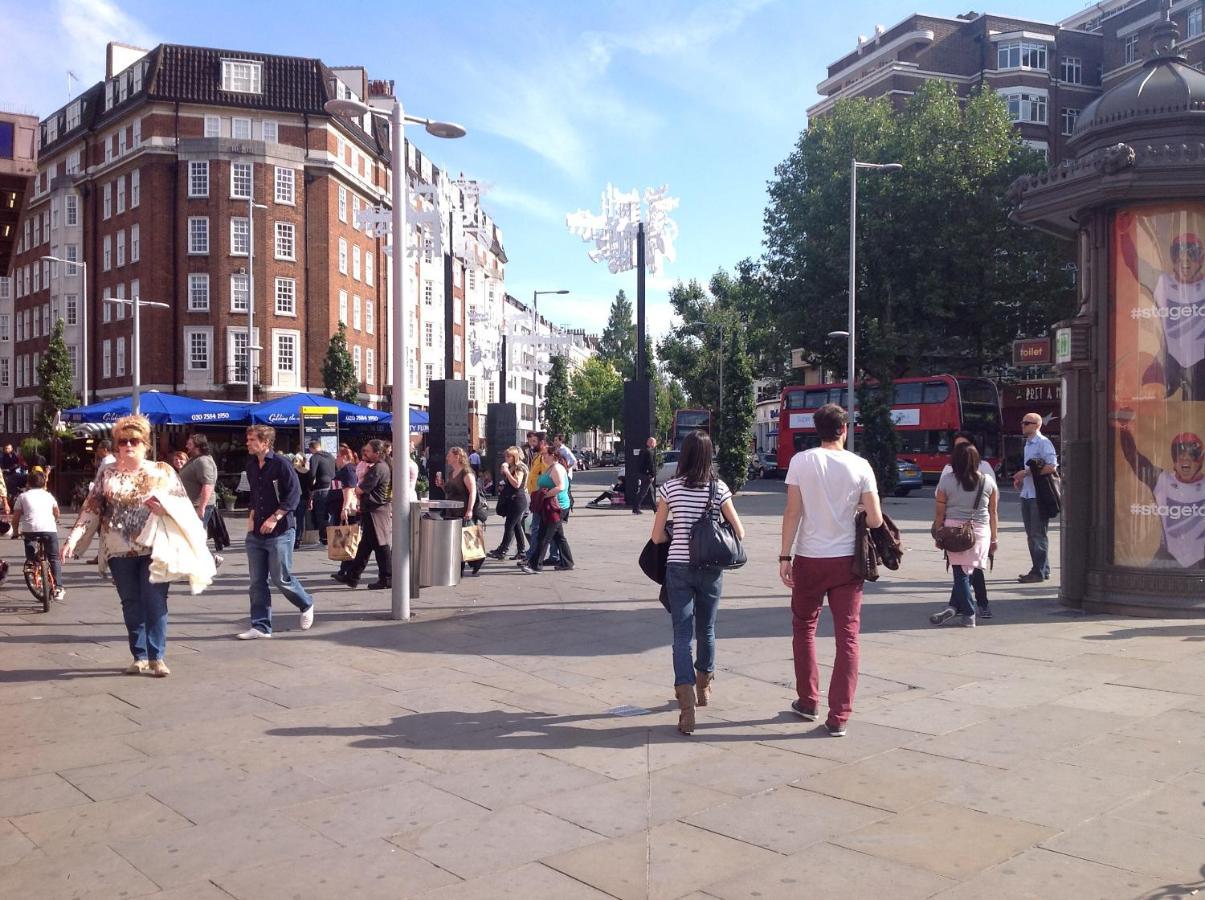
[105,295,170,415]
[531,289,568,431]
[40,255,87,404]
[845,159,902,452]
[324,95,464,622]
[247,200,268,401]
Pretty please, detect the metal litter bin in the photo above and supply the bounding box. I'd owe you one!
[418,515,462,587]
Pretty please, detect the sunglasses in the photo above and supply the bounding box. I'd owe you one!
[1173,444,1203,460]
[1172,242,1203,260]
[1022,420,1040,426]
[116,437,143,447]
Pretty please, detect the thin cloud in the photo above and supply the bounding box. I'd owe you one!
[482,186,563,225]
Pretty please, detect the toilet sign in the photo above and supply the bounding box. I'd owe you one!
[1012,337,1053,366]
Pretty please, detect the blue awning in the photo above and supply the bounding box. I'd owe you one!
[249,393,426,432]
[63,393,251,426]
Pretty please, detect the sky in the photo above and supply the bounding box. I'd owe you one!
[4,0,1089,338]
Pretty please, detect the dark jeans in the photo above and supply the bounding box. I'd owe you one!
[310,488,331,541]
[246,528,313,634]
[970,568,988,608]
[22,532,61,585]
[948,565,976,616]
[635,476,656,510]
[531,516,573,570]
[348,510,391,584]
[1020,498,1050,578]
[496,491,529,555]
[665,563,723,685]
[109,555,170,662]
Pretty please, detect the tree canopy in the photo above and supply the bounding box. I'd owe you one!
[542,354,573,438]
[322,323,358,403]
[36,319,76,440]
[598,289,637,380]
[571,356,623,445]
[763,81,1076,383]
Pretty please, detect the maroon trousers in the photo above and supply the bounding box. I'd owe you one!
[791,555,863,728]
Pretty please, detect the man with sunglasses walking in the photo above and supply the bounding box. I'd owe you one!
[1013,414,1059,583]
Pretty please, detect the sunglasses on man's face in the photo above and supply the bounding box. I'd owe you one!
[1022,420,1040,426]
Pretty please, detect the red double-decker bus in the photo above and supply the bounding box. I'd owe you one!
[777,375,1002,479]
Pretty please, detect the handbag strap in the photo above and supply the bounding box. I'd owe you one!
[704,478,719,519]
[972,474,986,511]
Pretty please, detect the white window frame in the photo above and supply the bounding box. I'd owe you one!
[116,230,126,267]
[999,89,1048,124]
[65,294,78,326]
[130,170,140,208]
[338,290,348,325]
[424,321,433,348]
[1124,35,1139,65]
[189,273,210,311]
[116,337,126,376]
[1059,56,1082,84]
[227,327,260,383]
[274,166,295,204]
[273,329,300,386]
[132,118,141,146]
[365,299,374,334]
[116,177,126,214]
[189,161,209,198]
[353,295,361,331]
[221,59,263,94]
[338,186,347,222]
[366,348,375,385]
[102,182,112,219]
[997,39,1048,72]
[338,238,348,274]
[231,162,252,199]
[230,216,250,256]
[274,222,295,260]
[65,193,79,225]
[188,216,210,255]
[102,288,111,323]
[185,327,212,371]
[1061,107,1081,136]
[232,117,252,140]
[130,225,140,262]
[204,115,220,138]
[352,245,361,281]
[365,251,374,287]
[103,235,112,271]
[1190,6,1204,39]
[274,277,296,316]
[353,345,362,381]
[262,120,279,143]
[230,274,249,312]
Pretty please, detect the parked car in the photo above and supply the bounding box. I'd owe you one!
[760,451,780,479]
[658,450,680,483]
[600,450,617,467]
[894,458,924,496]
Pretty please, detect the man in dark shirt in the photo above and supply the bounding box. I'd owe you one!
[634,437,658,515]
[306,440,337,545]
[336,439,392,589]
[237,425,315,639]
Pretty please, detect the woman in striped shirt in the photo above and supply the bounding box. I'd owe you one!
[650,430,745,735]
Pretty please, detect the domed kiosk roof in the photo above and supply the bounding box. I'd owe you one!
[1071,2,1205,153]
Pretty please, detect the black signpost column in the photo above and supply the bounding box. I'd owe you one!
[623,223,654,507]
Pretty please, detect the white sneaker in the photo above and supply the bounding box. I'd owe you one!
[300,605,314,630]
[53,588,66,601]
[236,628,271,640]
[213,554,225,570]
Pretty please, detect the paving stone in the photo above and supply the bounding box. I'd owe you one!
[798,748,999,813]
[543,820,782,900]
[0,842,160,899]
[657,742,835,796]
[835,801,1055,880]
[1051,732,1202,783]
[0,818,37,867]
[536,729,730,780]
[685,784,890,854]
[390,804,604,880]
[856,696,999,735]
[428,751,610,809]
[108,810,340,888]
[932,847,1163,900]
[1041,814,1205,883]
[702,840,952,900]
[11,793,191,852]
[530,771,731,838]
[761,720,923,764]
[939,759,1159,830]
[119,714,274,757]
[214,838,460,899]
[1054,683,1197,717]
[0,736,146,782]
[282,779,484,846]
[0,773,92,819]
[913,706,1120,769]
[287,747,438,793]
[60,751,246,803]
[142,881,238,900]
[419,861,613,899]
[150,766,338,823]
[1110,771,1205,838]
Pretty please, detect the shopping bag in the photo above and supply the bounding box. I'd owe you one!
[326,524,361,561]
[461,523,487,562]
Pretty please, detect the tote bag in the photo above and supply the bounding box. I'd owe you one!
[461,523,487,561]
[326,523,361,561]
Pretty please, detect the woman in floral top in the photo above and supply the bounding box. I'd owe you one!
[63,414,188,677]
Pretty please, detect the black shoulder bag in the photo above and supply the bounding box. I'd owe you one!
[688,479,747,570]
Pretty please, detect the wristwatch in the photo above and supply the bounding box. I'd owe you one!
[778,555,792,562]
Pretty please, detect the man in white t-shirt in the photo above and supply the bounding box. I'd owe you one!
[780,403,882,737]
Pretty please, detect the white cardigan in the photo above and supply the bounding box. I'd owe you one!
[135,490,216,594]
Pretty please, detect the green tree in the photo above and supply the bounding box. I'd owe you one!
[36,319,77,440]
[598,289,637,379]
[763,81,1076,384]
[715,325,756,493]
[654,370,687,445]
[542,354,573,438]
[322,323,358,403]
[857,379,900,496]
[570,356,623,449]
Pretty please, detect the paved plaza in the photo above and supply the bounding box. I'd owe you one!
[0,471,1203,899]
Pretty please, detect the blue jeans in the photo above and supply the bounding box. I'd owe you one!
[1020,498,1050,578]
[246,528,313,634]
[109,555,170,661]
[948,565,975,616]
[23,532,62,586]
[665,563,723,686]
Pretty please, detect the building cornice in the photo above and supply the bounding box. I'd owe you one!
[818,29,936,94]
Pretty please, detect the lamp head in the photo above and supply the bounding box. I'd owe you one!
[881,163,904,172]
[324,98,371,118]
[827,331,850,340]
[423,120,466,140]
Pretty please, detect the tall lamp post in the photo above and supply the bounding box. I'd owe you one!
[247,200,268,401]
[40,255,87,404]
[324,95,464,622]
[105,295,170,415]
[844,159,902,452]
[531,289,568,431]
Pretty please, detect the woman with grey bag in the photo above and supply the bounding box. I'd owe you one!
[929,442,999,628]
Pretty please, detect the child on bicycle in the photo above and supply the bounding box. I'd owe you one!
[13,470,63,600]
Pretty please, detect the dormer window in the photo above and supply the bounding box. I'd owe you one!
[221,59,263,94]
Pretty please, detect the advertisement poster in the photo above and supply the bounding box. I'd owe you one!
[1111,206,1205,570]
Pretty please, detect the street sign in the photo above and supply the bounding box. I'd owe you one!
[300,406,339,455]
[1012,337,1052,366]
[1054,328,1072,364]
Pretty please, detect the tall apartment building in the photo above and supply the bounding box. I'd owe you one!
[809,1,1205,164]
[0,42,506,437]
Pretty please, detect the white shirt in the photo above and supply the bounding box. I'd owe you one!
[1151,471,1205,567]
[785,447,877,558]
[1153,273,1205,369]
[1020,433,1058,500]
[15,488,59,533]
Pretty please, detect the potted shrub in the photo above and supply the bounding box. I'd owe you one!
[216,482,237,510]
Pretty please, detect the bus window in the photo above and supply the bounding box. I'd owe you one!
[804,389,828,407]
[959,380,998,405]
[793,433,821,452]
[922,382,951,404]
[893,382,923,404]
[785,392,808,409]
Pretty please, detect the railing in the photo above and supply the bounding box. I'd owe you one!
[223,364,265,387]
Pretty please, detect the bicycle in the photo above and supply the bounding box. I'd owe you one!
[22,534,57,613]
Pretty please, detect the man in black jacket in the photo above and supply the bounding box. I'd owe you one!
[306,440,337,545]
[633,437,658,514]
[337,439,392,589]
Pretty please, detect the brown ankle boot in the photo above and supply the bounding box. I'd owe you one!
[695,671,714,706]
[675,684,696,735]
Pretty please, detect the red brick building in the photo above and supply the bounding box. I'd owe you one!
[1,42,504,437]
